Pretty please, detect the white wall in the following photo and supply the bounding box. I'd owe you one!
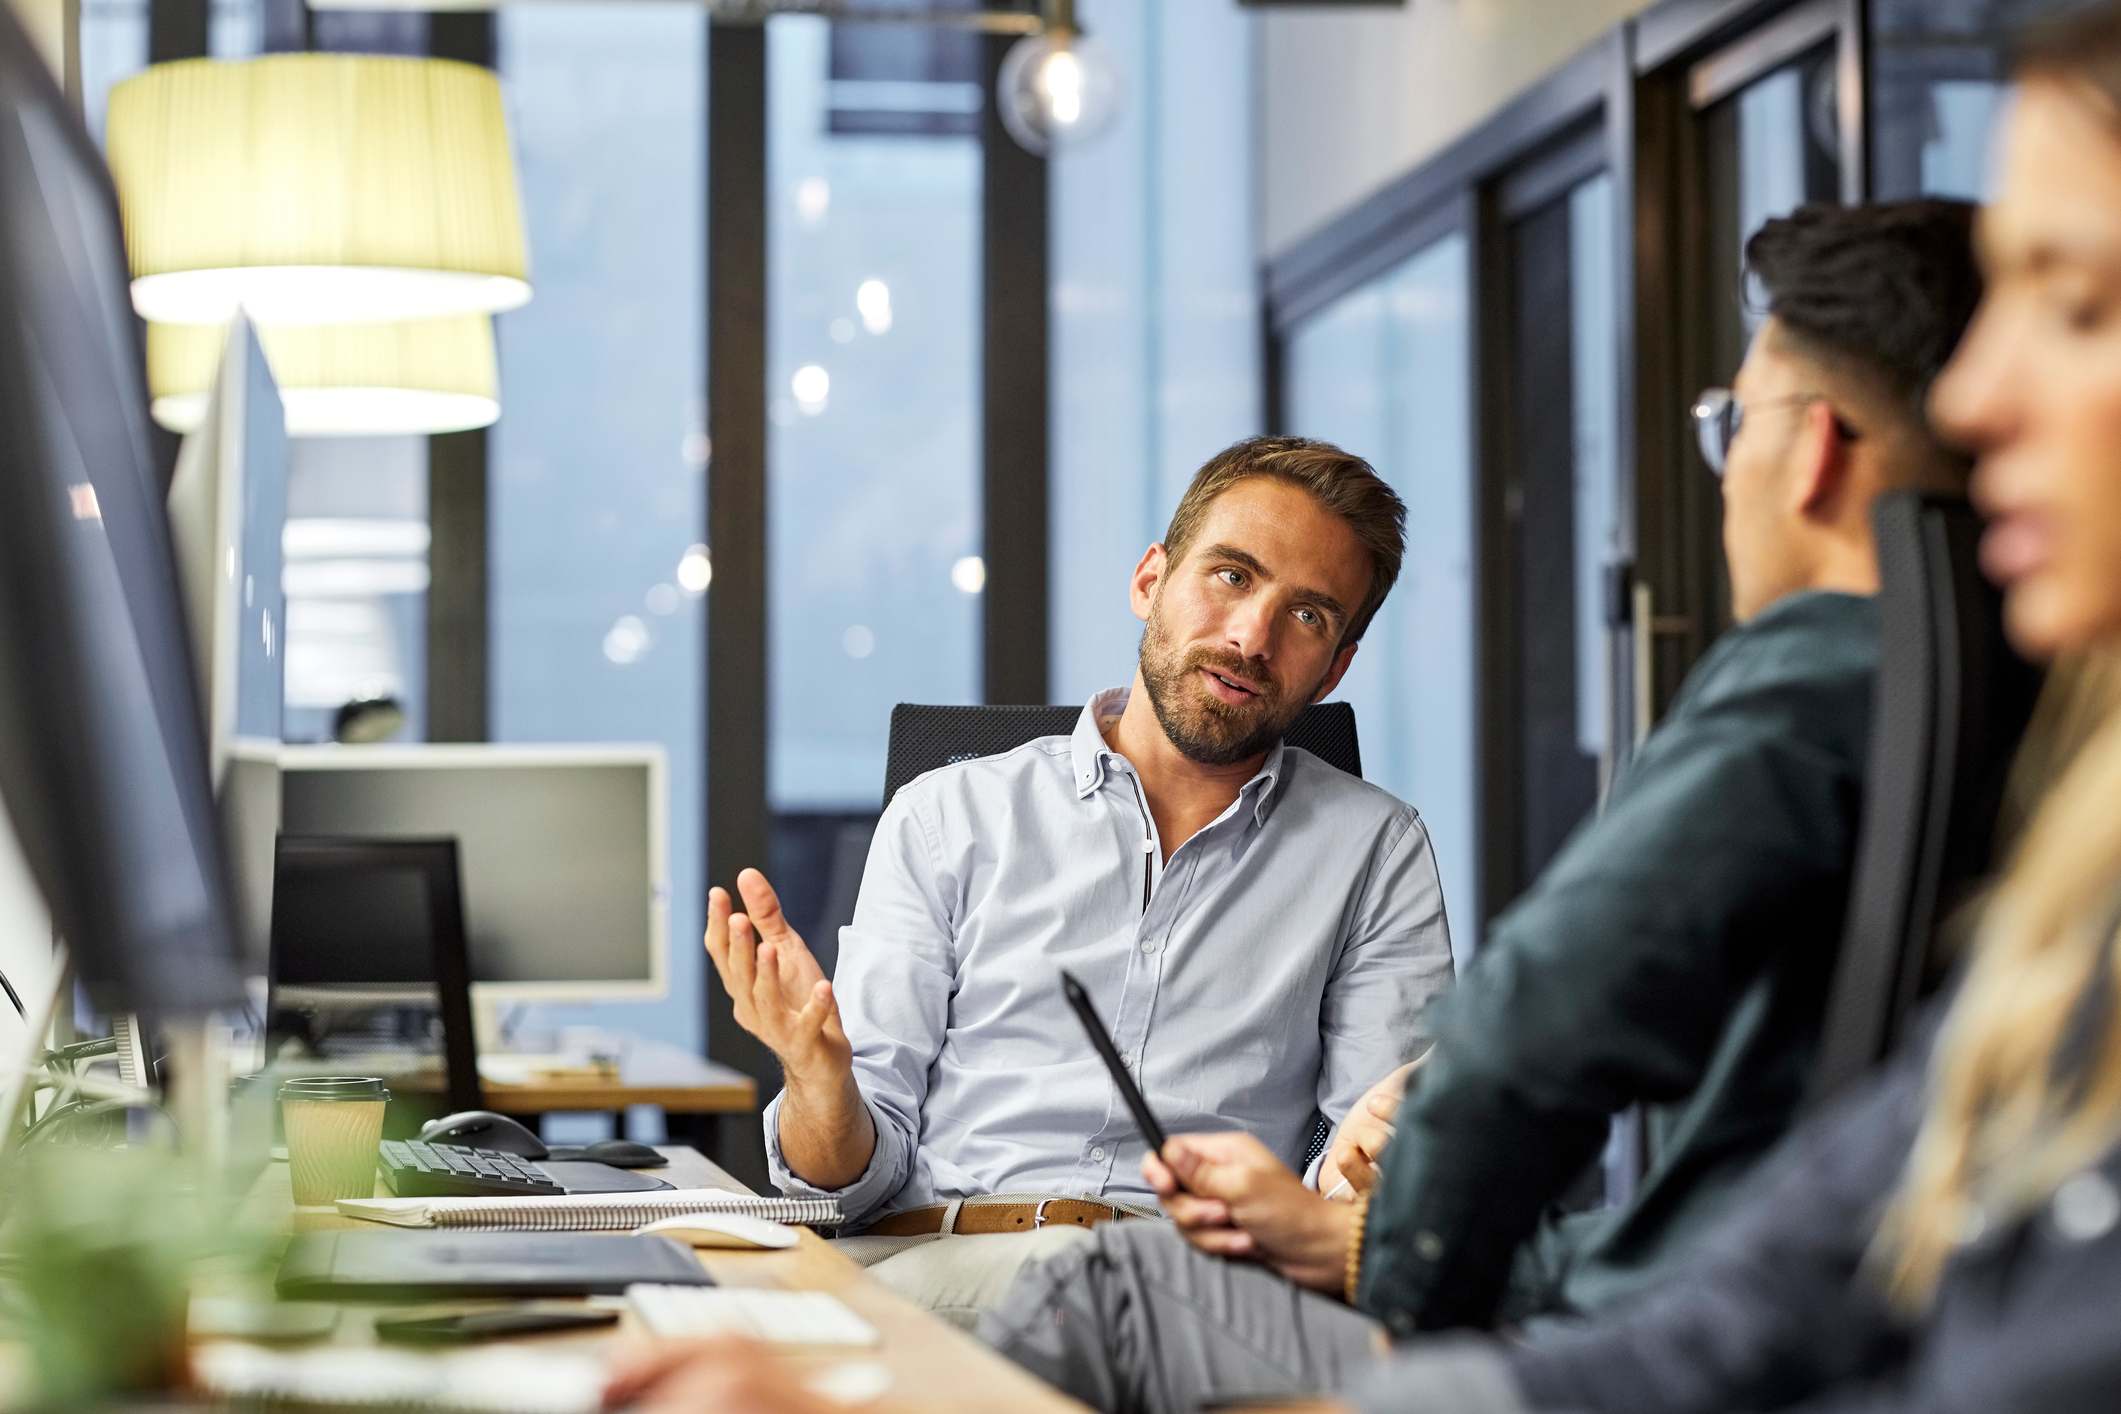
[0,815,54,1058]
[8,0,77,104]
[1257,0,1656,258]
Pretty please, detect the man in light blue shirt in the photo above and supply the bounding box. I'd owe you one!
[703,436,1455,1323]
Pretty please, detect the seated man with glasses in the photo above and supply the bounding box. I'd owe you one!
[977,199,1987,1410]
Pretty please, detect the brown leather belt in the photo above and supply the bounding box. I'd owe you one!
[861,1197,1142,1238]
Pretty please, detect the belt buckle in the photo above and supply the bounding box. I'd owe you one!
[1032,1198,1057,1229]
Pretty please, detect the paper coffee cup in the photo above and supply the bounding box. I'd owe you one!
[279,1076,390,1206]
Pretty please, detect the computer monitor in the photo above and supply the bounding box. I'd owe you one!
[166,316,288,966]
[267,835,482,1114]
[277,745,668,1004]
[0,8,243,1021]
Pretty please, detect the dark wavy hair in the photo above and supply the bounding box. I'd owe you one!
[1744,199,1984,417]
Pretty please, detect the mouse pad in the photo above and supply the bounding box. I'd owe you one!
[277,1232,715,1299]
[538,1160,673,1194]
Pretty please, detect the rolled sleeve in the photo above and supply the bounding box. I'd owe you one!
[757,786,960,1229]
[1311,809,1455,1181]
[762,1087,914,1221]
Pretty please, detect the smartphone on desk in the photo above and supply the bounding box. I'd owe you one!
[1061,969,1174,1165]
[373,1305,620,1343]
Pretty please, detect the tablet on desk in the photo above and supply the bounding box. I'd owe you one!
[276,1231,713,1300]
[1061,969,1170,1157]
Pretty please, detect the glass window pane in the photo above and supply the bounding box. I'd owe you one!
[1569,174,1618,765]
[1919,81,2007,197]
[281,438,430,747]
[1286,236,1476,963]
[492,3,708,1051]
[79,0,147,145]
[766,15,980,813]
[1868,0,2080,200]
[1050,0,1259,703]
[1703,46,1843,373]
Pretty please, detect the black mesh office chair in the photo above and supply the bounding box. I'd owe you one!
[877,701,1363,1171]
[1807,493,2043,1106]
[881,700,1362,810]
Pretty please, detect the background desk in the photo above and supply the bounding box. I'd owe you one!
[390,1038,760,1175]
[256,1147,1080,1413]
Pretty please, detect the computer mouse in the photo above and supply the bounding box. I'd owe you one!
[546,1138,668,1168]
[631,1213,799,1250]
[416,1110,550,1158]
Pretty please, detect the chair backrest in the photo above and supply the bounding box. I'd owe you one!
[881,701,1362,812]
[877,701,1361,1172]
[1807,493,2043,1106]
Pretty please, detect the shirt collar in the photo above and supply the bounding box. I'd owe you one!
[1069,686,1290,825]
[1069,688,1132,797]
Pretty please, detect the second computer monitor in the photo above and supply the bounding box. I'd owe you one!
[166,315,287,966]
[276,745,667,1002]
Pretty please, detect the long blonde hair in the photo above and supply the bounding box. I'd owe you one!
[1882,652,2121,1304]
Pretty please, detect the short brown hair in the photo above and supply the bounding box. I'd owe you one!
[1161,435,1406,644]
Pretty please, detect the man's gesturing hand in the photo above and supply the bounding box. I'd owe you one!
[1142,1132,1357,1296]
[704,868,851,1086]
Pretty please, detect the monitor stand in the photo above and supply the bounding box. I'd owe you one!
[471,990,503,1060]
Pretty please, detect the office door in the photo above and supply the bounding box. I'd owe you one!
[1633,1,1861,720]
[1483,134,1624,916]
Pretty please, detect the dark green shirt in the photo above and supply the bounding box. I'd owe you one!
[1359,590,1879,1334]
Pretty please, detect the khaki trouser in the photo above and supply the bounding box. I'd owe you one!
[834,1225,1101,1331]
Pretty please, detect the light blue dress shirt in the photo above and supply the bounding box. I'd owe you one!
[765,687,1455,1227]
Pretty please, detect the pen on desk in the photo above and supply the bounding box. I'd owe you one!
[1323,1176,1353,1203]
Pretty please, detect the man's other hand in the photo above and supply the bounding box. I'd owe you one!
[1319,1058,1419,1199]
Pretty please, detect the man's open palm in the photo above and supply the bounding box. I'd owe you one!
[704,868,851,1083]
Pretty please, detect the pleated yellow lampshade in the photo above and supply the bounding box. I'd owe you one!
[106,54,531,326]
[148,316,500,437]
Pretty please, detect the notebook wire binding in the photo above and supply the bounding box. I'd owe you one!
[337,1191,843,1232]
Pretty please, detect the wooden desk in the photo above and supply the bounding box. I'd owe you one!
[390,1039,761,1179]
[256,1147,1082,1413]
[388,1039,756,1117]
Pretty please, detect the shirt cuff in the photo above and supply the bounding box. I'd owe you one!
[1342,1338,1531,1414]
[761,1087,907,1228]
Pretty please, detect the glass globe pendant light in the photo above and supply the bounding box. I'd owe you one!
[996,0,1121,156]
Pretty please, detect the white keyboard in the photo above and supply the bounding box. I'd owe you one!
[626,1284,880,1347]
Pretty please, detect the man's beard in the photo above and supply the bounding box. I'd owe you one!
[1136,610,1317,768]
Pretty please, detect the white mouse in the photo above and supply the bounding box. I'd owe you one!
[632,1213,800,1250]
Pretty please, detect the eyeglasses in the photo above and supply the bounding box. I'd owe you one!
[1689,388,1859,475]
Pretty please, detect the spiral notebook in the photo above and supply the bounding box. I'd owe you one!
[336,1188,843,1231]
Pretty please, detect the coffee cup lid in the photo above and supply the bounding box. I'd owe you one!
[277,1075,392,1102]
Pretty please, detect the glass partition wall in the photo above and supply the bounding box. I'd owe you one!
[1267,38,1627,956]
[1286,225,1478,966]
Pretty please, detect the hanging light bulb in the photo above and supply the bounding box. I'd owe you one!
[996,0,1121,156]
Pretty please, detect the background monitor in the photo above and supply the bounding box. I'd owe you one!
[277,745,668,1003]
[267,835,482,1114]
[0,6,243,1019]
[167,316,287,966]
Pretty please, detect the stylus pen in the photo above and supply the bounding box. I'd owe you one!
[1322,1176,1353,1203]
